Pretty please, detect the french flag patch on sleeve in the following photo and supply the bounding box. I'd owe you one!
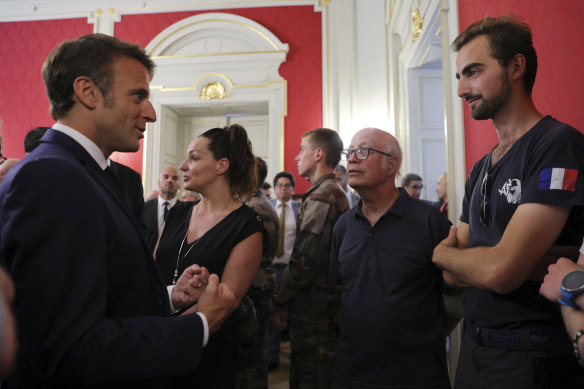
[538,168,578,191]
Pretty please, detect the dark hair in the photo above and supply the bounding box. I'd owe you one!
[334,165,346,175]
[273,171,295,189]
[303,128,343,168]
[42,33,155,120]
[401,173,422,187]
[256,157,268,187]
[452,15,537,95]
[200,124,257,198]
[262,182,271,190]
[24,127,50,153]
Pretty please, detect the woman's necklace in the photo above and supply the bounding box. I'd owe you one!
[171,200,232,284]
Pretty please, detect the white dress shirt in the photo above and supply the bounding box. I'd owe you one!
[273,199,297,265]
[157,196,178,233]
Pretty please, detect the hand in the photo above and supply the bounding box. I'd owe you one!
[432,225,458,268]
[0,267,14,304]
[540,257,581,303]
[189,274,237,333]
[271,308,288,331]
[529,245,580,282]
[172,265,210,309]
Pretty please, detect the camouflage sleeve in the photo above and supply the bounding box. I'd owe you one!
[276,195,335,303]
[246,197,278,295]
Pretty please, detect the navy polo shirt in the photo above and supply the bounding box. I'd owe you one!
[329,189,451,388]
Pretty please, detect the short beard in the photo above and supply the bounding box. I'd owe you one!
[470,73,511,120]
[160,187,177,198]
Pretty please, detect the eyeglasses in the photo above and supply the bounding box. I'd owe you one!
[480,171,491,227]
[341,147,392,161]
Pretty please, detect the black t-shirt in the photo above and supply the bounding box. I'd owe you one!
[460,116,584,329]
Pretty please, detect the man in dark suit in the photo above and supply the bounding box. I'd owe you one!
[0,33,236,388]
[141,166,180,252]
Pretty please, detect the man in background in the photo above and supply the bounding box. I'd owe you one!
[272,128,349,388]
[435,172,448,218]
[141,166,180,252]
[24,127,51,154]
[401,173,424,199]
[265,171,300,371]
[334,164,360,208]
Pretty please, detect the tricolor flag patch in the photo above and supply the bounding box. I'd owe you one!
[538,168,578,191]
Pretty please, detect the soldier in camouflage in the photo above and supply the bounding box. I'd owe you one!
[237,157,279,389]
[272,128,349,389]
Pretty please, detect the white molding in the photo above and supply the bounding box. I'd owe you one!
[0,0,318,22]
[142,12,288,190]
[440,0,465,223]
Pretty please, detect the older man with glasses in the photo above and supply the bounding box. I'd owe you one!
[329,127,452,389]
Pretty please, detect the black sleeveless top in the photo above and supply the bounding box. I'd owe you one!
[155,200,262,388]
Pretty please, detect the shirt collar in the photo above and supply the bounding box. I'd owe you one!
[52,123,108,170]
[354,187,409,220]
[158,196,178,207]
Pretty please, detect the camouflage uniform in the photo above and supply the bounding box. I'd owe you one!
[274,173,349,389]
[237,190,279,389]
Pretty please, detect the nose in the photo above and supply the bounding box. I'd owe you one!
[295,153,300,162]
[347,150,359,164]
[457,77,469,99]
[143,100,157,123]
[179,159,188,171]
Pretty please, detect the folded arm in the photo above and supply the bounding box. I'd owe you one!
[433,203,571,294]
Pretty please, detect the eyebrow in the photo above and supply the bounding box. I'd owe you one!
[132,88,150,99]
[456,62,483,80]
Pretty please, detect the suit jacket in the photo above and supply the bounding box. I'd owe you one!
[141,199,159,252]
[0,129,203,388]
[269,198,300,219]
[109,160,144,221]
[141,198,180,253]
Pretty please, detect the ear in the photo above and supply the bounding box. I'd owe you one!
[385,155,399,178]
[72,76,99,110]
[313,147,324,163]
[507,53,526,83]
[216,158,230,175]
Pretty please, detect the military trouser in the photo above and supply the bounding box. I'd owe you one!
[236,291,271,389]
[288,315,339,389]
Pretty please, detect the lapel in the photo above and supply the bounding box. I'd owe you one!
[43,130,152,253]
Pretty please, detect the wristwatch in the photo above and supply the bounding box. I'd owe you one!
[559,270,584,309]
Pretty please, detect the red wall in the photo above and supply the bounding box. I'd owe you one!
[0,19,92,158]
[0,6,322,194]
[457,1,584,174]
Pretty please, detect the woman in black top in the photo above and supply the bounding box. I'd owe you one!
[155,124,263,388]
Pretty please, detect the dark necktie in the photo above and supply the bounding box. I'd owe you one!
[104,166,119,189]
[163,201,170,222]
